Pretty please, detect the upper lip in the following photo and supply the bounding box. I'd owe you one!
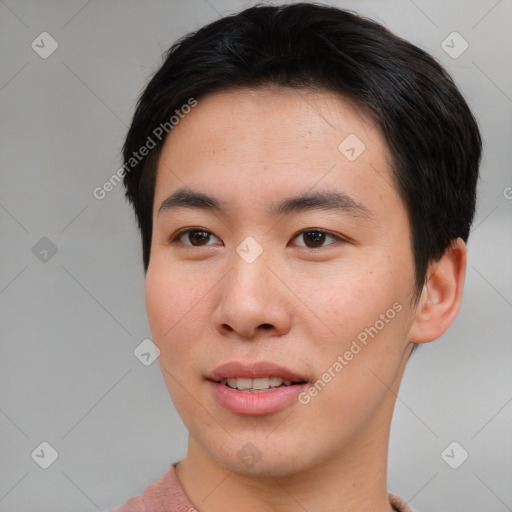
[207,361,308,383]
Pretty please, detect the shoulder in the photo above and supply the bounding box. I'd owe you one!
[108,462,195,512]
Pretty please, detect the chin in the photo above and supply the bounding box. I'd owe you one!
[203,434,320,478]
[218,455,307,479]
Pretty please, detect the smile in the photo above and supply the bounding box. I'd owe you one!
[220,376,305,392]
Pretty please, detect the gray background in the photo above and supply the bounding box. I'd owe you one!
[1,0,511,511]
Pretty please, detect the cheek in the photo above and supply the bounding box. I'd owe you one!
[145,262,207,410]
[145,256,218,360]
[294,256,404,343]
[145,270,174,343]
[145,261,193,349]
[293,251,413,410]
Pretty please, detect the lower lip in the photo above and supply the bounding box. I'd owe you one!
[207,380,308,415]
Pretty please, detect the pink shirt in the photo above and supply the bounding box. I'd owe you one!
[110,462,415,512]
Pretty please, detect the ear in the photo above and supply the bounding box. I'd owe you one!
[408,237,467,344]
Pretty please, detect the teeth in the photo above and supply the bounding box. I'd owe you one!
[235,377,253,390]
[220,376,296,391]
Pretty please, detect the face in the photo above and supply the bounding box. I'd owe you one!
[145,86,418,477]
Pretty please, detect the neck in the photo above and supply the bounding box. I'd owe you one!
[175,404,395,512]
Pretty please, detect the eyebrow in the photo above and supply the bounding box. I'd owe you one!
[158,187,372,219]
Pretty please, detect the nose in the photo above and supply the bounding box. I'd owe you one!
[212,250,293,340]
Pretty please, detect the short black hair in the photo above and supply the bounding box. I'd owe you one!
[122,2,482,302]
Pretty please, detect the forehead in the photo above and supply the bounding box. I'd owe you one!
[153,86,398,218]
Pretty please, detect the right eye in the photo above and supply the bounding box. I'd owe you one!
[170,228,222,247]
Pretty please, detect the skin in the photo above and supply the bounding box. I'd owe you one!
[145,86,467,512]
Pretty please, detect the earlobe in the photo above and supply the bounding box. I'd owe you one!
[408,238,467,344]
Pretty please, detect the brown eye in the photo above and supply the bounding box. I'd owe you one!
[292,230,340,249]
[175,229,220,246]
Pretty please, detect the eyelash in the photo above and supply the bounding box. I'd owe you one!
[169,227,346,249]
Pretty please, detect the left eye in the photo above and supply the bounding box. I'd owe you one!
[171,228,341,249]
[291,229,341,249]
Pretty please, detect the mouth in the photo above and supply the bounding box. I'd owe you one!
[215,376,308,393]
[205,361,309,414]
[206,360,309,388]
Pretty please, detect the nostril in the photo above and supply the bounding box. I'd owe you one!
[260,323,273,330]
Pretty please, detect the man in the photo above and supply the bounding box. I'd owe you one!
[112,3,481,511]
